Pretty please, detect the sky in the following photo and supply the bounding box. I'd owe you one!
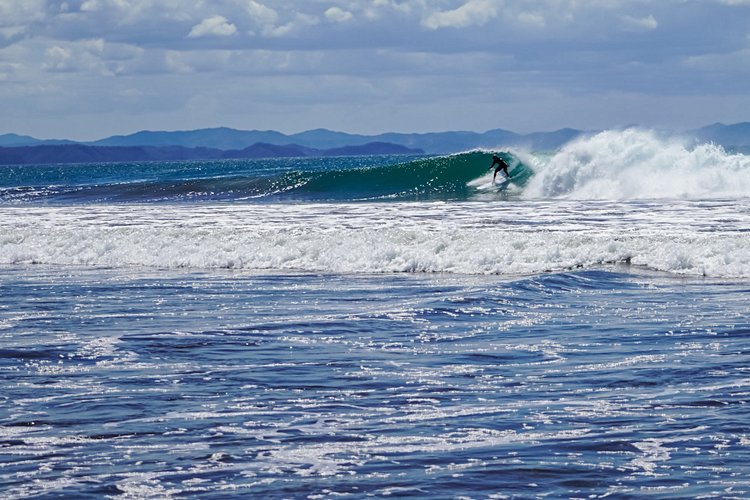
[1,0,750,140]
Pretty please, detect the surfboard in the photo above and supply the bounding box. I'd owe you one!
[470,172,513,192]
[495,176,512,188]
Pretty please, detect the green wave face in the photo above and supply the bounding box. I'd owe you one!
[499,152,535,186]
[277,151,534,202]
[0,152,535,203]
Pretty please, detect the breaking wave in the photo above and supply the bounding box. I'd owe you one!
[523,129,750,200]
[2,200,749,278]
[0,152,534,204]
[2,129,749,204]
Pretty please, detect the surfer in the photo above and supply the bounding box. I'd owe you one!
[490,153,510,184]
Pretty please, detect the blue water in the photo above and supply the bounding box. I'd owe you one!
[2,267,749,498]
[2,130,750,498]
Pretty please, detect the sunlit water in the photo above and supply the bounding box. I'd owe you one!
[2,140,750,498]
[2,264,749,498]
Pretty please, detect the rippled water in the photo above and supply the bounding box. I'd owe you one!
[2,266,749,498]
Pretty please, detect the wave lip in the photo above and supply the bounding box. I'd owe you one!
[522,129,750,200]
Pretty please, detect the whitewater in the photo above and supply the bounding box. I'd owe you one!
[2,199,749,277]
[2,129,749,498]
[2,129,750,278]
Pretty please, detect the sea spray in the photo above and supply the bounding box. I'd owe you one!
[523,129,750,199]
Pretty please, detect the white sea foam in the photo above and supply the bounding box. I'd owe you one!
[1,200,749,277]
[523,129,750,200]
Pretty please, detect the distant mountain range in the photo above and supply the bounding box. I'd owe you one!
[1,122,749,165]
[91,126,588,153]
[0,142,422,166]
[688,122,750,150]
[0,126,585,153]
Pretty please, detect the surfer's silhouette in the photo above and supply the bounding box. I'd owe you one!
[490,154,510,184]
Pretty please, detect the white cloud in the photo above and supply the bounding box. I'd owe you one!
[43,45,73,72]
[246,0,278,24]
[621,14,658,31]
[80,0,101,12]
[0,0,47,26]
[245,1,310,37]
[0,25,26,46]
[518,11,545,27]
[684,47,750,71]
[3,0,750,139]
[166,50,237,74]
[42,39,107,74]
[79,0,193,25]
[363,0,414,19]
[326,7,354,23]
[188,15,237,38]
[263,13,318,37]
[423,0,500,30]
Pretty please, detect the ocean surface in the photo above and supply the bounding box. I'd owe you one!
[1,129,750,498]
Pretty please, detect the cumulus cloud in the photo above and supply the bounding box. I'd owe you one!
[43,45,72,72]
[0,0,47,26]
[3,0,750,139]
[621,14,658,31]
[263,13,318,37]
[244,1,319,37]
[325,7,354,23]
[246,0,278,23]
[42,39,108,74]
[423,0,500,30]
[359,0,414,20]
[188,15,237,38]
[518,11,545,27]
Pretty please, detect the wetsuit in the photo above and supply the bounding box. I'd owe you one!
[491,154,510,182]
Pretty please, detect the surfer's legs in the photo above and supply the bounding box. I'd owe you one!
[494,166,509,181]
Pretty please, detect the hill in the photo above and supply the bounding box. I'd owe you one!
[0,133,75,147]
[86,127,577,153]
[0,142,424,166]
[5,122,750,155]
[688,122,750,148]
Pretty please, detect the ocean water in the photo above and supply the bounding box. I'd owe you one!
[1,129,750,498]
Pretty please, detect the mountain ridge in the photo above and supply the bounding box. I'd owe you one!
[2,126,567,153]
[2,122,749,157]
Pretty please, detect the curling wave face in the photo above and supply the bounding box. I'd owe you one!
[0,152,533,203]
